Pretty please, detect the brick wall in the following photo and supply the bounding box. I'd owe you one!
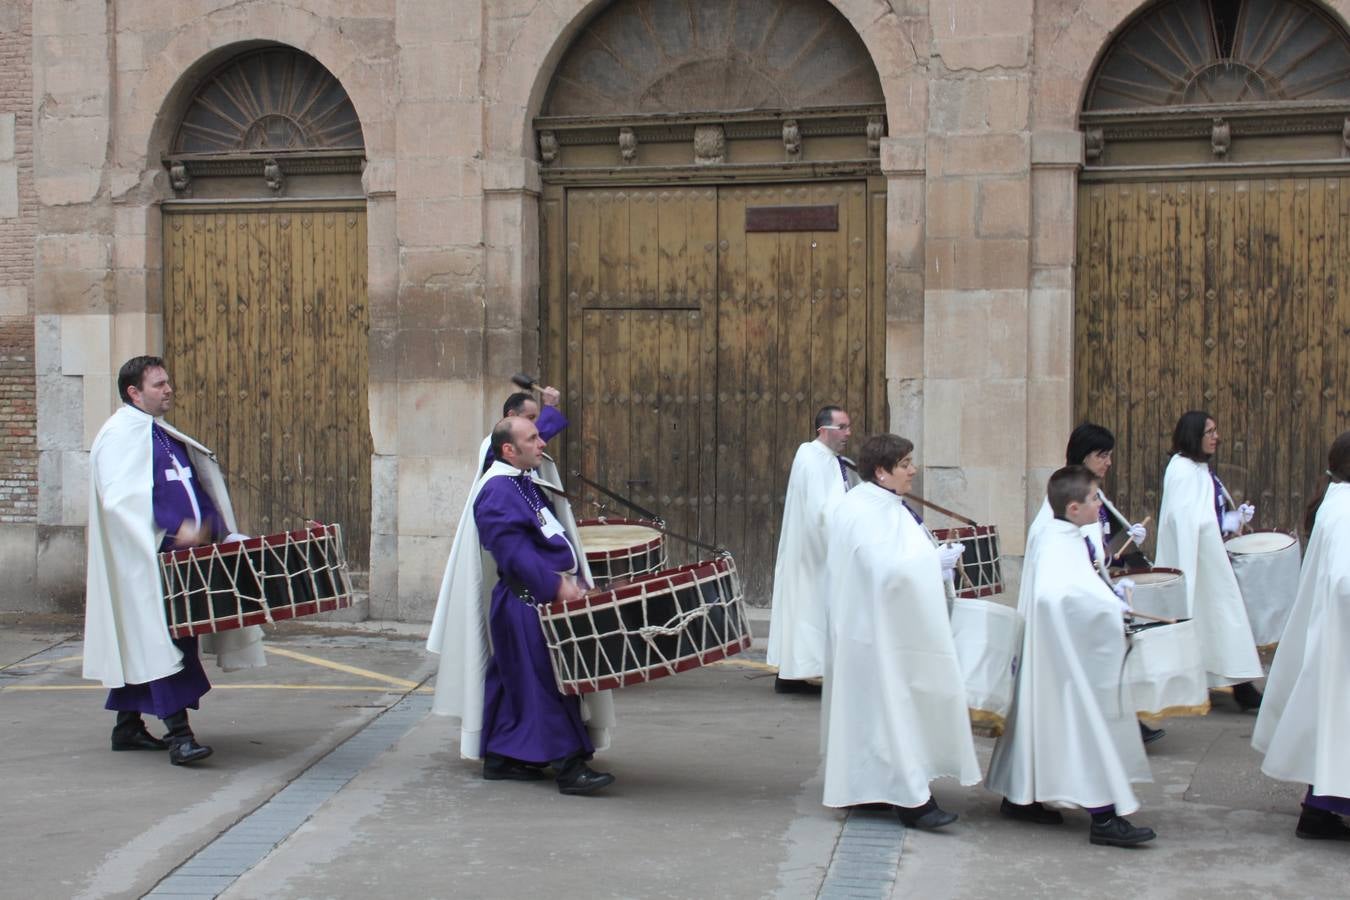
[0,1,34,524]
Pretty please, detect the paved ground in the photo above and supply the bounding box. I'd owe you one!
[1,610,1345,900]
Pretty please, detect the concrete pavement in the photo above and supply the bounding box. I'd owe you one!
[1,610,1345,899]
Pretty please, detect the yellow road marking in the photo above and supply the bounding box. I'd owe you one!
[708,658,776,673]
[1,654,84,670]
[262,645,423,690]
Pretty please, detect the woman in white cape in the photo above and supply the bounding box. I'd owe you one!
[1154,410,1263,708]
[821,433,981,829]
[1251,431,1350,841]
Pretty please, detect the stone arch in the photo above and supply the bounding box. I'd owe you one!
[484,0,926,159]
[1033,0,1350,131]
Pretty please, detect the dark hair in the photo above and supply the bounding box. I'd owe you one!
[502,391,534,417]
[1303,430,1350,535]
[1171,410,1213,461]
[117,355,166,403]
[1048,465,1098,518]
[1065,422,1114,466]
[814,405,844,430]
[489,418,520,461]
[858,434,913,484]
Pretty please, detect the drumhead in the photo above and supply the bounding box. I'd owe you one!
[577,523,663,552]
[1129,570,1183,586]
[1225,531,1296,554]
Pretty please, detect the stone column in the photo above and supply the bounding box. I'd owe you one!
[33,0,114,607]
[922,0,1034,552]
[388,0,488,621]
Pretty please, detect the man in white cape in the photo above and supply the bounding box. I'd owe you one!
[821,433,980,829]
[427,415,612,788]
[84,356,264,766]
[1252,433,1350,841]
[987,466,1155,847]
[767,405,858,694]
[1155,411,1262,706]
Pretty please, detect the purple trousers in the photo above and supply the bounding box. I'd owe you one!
[1305,787,1350,816]
[104,637,210,719]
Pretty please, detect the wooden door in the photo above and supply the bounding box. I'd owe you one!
[1075,176,1350,534]
[163,203,372,568]
[550,181,882,601]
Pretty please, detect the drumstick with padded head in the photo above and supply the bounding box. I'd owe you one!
[1107,515,1152,562]
[511,373,540,392]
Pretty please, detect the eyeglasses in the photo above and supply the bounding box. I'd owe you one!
[1203,427,1219,436]
[820,424,852,431]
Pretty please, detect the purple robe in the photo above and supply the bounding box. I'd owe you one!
[481,406,568,472]
[104,424,215,718]
[475,471,593,764]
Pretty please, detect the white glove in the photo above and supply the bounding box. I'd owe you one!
[1238,502,1256,525]
[1112,577,1136,612]
[1222,510,1241,534]
[938,542,965,581]
[1127,522,1147,544]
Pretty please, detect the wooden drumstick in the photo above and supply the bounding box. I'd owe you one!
[1107,515,1151,562]
[1127,608,1177,625]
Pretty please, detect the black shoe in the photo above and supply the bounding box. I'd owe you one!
[896,798,958,830]
[774,677,822,695]
[1139,721,1167,745]
[168,737,213,766]
[111,714,169,752]
[1000,798,1064,825]
[556,764,615,795]
[1296,807,1350,841]
[1231,681,1263,711]
[1089,815,1156,847]
[483,756,547,782]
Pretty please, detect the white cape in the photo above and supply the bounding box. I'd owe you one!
[821,482,982,808]
[83,405,264,688]
[986,519,1151,813]
[1154,455,1262,685]
[427,459,612,760]
[1252,483,1350,797]
[767,440,856,679]
[1027,491,1113,586]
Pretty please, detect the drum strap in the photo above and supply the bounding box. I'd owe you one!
[564,471,728,558]
[839,459,979,526]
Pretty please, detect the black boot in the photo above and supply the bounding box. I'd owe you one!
[1139,720,1166,745]
[1231,681,1263,711]
[1089,812,1156,847]
[896,796,958,830]
[1296,806,1350,841]
[111,711,168,751]
[161,710,213,766]
[482,753,546,782]
[552,753,615,795]
[1000,798,1063,825]
[774,677,822,695]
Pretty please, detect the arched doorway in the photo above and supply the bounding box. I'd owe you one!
[1076,0,1350,533]
[160,47,372,568]
[536,0,888,600]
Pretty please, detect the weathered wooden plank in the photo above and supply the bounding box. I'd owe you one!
[744,187,779,593]
[845,182,869,431]
[717,186,750,584]
[867,179,887,434]
[744,203,839,233]
[690,188,719,546]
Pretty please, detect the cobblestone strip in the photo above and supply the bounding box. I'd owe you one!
[817,810,905,900]
[143,692,433,899]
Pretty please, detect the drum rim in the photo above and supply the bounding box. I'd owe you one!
[576,518,665,559]
[541,556,736,615]
[1224,529,1298,554]
[160,522,336,562]
[931,524,998,539]
[1117,566,1184,579]
[951,596,1020,619]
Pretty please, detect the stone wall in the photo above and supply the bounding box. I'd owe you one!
[13,0,1350,616]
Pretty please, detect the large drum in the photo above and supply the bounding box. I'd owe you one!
[160,523,354,638]
[536,557,752,695]
[1119,567,1188,621]
[1124,619,1210,722]
[949,598,1024,735]
[576,517,667,587]
[931,524,1003,599]
[1226,531,1301,648]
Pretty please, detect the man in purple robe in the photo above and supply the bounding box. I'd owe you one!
[474,416,615,794]
[479,384,567,472]
[84,356,246,766]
